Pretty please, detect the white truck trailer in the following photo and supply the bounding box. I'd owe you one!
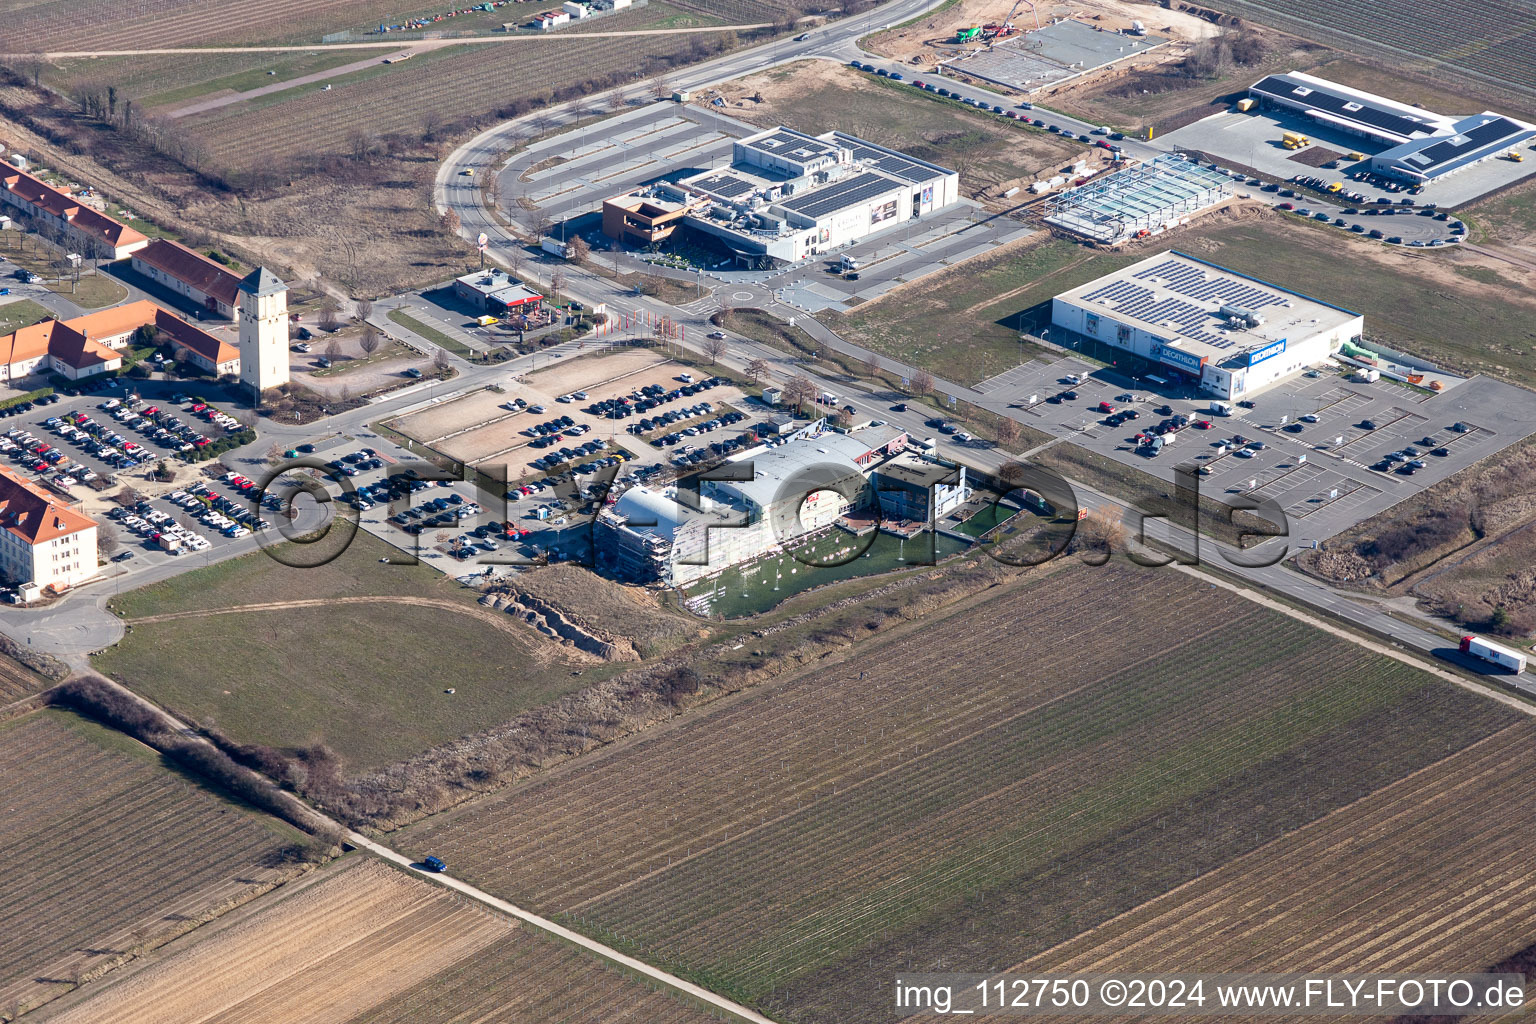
[1460,634,1528,673]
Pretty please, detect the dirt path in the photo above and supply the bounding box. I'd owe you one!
[346,831,777,1024]
[124,595,581,663]
[20,24,773,59]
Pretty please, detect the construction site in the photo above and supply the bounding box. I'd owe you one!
[862,0,1217,84]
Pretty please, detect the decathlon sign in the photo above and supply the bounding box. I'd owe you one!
[1154,342,1207,374]
[1246,338,1287,367]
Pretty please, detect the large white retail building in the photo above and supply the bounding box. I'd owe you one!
[1051,251,1362,400]
[602,126,958,266]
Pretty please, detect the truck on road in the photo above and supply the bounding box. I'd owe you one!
[1459,635,1528,673]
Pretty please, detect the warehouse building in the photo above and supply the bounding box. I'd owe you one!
[130,239,243,319]
[1247,72,1536,184]
[1051,251,1362,400]
[601,127,958,266]
[0,467,98,592]
[0,167,147,260]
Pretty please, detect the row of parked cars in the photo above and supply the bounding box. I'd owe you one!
[587,376,727,420]
[0,393,61,418]
[1,426,99,485]
[659,410,748,452]
[530,435,611,470]
[325,449,387,477]
[106,502,213,554]
[632,401,718,436]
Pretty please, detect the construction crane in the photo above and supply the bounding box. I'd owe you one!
[1001,0,1041,31]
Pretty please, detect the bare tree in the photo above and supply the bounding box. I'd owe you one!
[566,235,590,264]
[996,417,1022,449]
[744,357,771,383]
[782,375,817,413]
[550,270,567,305]
[355,298,373,320]
[325,338,342,360]
[998,460,1027,488]
[605,90,627,113]
[319,301,340,333]
[482,175,501,210]
[861,352,881,379]
[433,348,451,373]
[97,532,119,559]
[441,208,462,235]
[359,325,381,357]
[911,368,934,396]
[704,336,727,364]
[648,76,672,100]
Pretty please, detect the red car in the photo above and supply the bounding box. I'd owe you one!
[1097,401,1117,413]
[1193,420,1212,430]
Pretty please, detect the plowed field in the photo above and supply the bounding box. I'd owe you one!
[55,857,729,1024]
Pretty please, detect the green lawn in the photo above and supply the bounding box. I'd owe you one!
[840,214,1536,388]
[95,531,610,770]
[51,273,128,309]
[833,238,1140,386]
[388,307,474,358]
[0,298,56,335]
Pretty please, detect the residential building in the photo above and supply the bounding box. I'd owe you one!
[0,467,98,591]
[130,239,242,319]
[0,167,148,260]
[0,300,238,383]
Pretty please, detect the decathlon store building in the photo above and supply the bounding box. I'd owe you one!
[1050,251,1363,400]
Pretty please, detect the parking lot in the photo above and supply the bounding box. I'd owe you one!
[977,352,1536,542]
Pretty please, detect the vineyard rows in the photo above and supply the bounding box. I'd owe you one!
[0,0,467,50]
[53,859,513,1024]
[0,653,43,702]
[183,30,738,168]
[1217,0,1536,99]
[0,712,299,1014]
[1026,722,1536,992]
[670,0,796,23]
[346,922,727,1024]
[404,565,1492,1011]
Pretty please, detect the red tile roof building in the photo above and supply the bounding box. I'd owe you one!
[0,466,98,591]
[0,300,240,383]
[0,167,148,260]
[130,239,242,319]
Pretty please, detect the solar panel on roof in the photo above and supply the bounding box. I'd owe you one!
[778,172,898,219]
[1250,74,1441,141]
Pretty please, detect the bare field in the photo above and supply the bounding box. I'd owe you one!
[0,710,305,1016]
[400,562,1518,1021]
[48,858,512,1024]
[52,856,732,1024]
[705,61,1080,200]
